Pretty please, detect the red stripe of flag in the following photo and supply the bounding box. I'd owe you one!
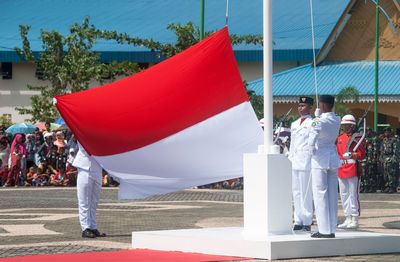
[55,27,248,156]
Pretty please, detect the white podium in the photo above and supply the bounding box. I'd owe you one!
[243,153,292,238]
[132,152,400,259]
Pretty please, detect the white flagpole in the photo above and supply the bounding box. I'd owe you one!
[263,0,273,153]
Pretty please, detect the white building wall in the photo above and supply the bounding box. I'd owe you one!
[0,63,42,124]
[237,61,309,82]
[1,61,308,124]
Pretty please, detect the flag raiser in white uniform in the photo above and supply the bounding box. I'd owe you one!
[289,115,314,227]
[309,111,341,235]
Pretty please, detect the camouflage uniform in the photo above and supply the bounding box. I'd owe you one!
[380,135,400,193]
[361,136,379,193]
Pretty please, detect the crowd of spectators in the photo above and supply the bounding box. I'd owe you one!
[0,123,117,188]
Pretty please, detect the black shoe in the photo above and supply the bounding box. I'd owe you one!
[360,187,365,193]
[82,229,96,238]
[368,187,376,193]
[311,232,335,238]
[383,187,390,193]
[388,187,395,193]
[293,224,303,231]
[303,225,311,231]
[91,229,106,237]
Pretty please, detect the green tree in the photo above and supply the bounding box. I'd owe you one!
[243,81,263,120]
[334,86,360,117]
[15,17,140,123]
[0,115,13,128]
[102,22,262,58]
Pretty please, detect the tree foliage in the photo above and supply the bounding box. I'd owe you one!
[334,86,360,117]
[0,115,13,128]
[15,17,140,122]
[101,22,262,58]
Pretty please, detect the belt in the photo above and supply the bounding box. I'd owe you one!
[341,159,356,164]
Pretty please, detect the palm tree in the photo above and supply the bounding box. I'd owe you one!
[334,86,360,117]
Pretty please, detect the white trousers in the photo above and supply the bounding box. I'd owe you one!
[312,168,338,234]
[77,168,102,231]
[339,176,361,217]
[292,170,313,226]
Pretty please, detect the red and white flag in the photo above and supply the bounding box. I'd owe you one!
[55,28,262,199]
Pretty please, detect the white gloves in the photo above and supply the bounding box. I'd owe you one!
[343,152,353,159]
[314,108,321,117]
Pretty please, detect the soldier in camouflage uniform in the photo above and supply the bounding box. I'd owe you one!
[361,127,379,193]
[380,127,400,193]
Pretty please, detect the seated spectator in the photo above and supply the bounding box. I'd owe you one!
[213,181,223,189]
[56,147,67,170]
[47,147,58,170]
[102,169,109,187]
[235,177,243,189]
[102,169,119,187]
[44,168,54,184]
[18,172,28,187]
[32,167,47,187]
[38,159,56,176]
[222,180,233,189]
[26,166,36,186]
[66,148,75,171]
[0,163,8,186]
[51,167,69,186]
[66,166,77,186]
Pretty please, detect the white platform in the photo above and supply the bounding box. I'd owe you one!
[132,227,400,260]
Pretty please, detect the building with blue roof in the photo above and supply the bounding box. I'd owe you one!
[0,0,349,123]
[248,0,400,130]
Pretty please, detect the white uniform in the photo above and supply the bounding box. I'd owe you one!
[308,112,341,235]
[73,142,102,231]
[288,115,313,226]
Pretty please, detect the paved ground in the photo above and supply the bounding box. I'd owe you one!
[0,187,399,261]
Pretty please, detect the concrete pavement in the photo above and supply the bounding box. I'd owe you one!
[0,187,399,261]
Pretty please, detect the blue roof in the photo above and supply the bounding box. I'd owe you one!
[0,0,349,62]
[248,61,400,96]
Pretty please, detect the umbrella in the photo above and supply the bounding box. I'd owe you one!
[54,117,65,125]
[5,123,37,135]
[35,122,61,131]
[55,124,69,132]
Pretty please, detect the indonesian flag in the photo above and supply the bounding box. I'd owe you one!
[55,27,263,199]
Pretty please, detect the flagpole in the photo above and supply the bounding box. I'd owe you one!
[374,0,379,132]
[200,0,205,40]
[263,0,273,153]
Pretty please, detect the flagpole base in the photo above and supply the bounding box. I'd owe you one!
[243,152,292,238]
[132,227,400,260]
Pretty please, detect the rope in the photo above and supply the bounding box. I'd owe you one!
[301,0,318,210]
[225,0,229,26]
[309,0,319,106]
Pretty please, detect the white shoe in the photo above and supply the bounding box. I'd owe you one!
[346,216,359,229]
[338,216,351,228]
